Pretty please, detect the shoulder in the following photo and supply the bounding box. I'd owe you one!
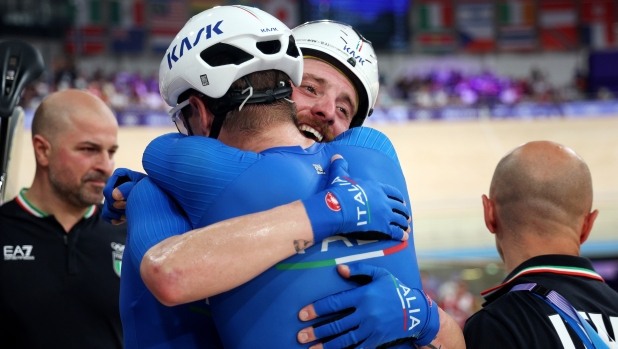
[464,302,526,349]
[329,127,399,165]
[0,199,20,214]
[146,132,258,159]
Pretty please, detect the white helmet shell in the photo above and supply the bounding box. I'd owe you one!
[293,20,379,127]
[159,5,303,107]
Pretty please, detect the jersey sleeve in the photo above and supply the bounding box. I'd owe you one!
[463,310,520,349]
[142,133,260,227]
[125,177,192,271]
[330,126,400,166]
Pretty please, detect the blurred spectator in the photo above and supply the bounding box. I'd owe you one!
[439,279,478,329]
[391,67,592,108]
[19,60,168,113]
[19,59,603,113]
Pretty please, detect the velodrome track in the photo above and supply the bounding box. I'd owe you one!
[12,117,618,259]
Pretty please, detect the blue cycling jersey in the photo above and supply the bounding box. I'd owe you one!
[125,127,420,348]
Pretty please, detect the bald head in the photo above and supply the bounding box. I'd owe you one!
[32,89,117,144]
[490,141,593,234]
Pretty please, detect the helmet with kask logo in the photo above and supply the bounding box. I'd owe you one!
[293,20,379,127]
[159,5,303,137]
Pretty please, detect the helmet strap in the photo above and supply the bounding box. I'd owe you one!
[207,75,293,139]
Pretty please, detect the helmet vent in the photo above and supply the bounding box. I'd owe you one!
[256,40,281,55]
[200,43,254,67]
[286,36,300,58]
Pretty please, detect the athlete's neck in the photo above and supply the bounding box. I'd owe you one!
[218,122,314,153]
[26,173,91,233]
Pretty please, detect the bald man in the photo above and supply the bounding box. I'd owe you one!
[0,89,126,348]
[464,141,618,348]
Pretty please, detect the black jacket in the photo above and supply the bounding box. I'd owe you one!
[464,254,618,348]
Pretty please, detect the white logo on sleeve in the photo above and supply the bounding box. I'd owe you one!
[111,242,125,277]
[3,245,35,260]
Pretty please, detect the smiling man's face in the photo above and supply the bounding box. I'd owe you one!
[291,58,358,142]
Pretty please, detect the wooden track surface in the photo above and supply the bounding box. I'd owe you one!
[12,118,618,252]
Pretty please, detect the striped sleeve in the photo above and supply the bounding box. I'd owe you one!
[125,178,192,269]
[143,133,260,227]
[330,127,400,165]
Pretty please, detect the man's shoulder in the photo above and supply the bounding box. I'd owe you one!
[0,199,31,226]
[0,198,19,213]
[329,127,399,164]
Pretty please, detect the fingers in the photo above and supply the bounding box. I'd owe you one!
[327,155,349,184]
[330,154,343,162]
[111,216,126,225]
[116,181,136,203]
[312,288,358,318]
[346,262,391,280]
[320,328,364,349]
[313,312,360,344]
[299,304,319,322]
[379,183,405,204]
[112,187,125,201]
[336,264,351,279]
[298,325,318,344]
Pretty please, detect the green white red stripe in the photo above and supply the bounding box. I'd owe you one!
[232,5,262,22]
[16,188,96,219]
[481,265,604,299]
[393,274,408,331]
[276,241,408,270]
[17,189,46,217]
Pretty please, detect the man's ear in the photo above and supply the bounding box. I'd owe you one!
[32,135,51,167]
[189,95,214,137]
[579,209,599,245]
[482,194,498,235]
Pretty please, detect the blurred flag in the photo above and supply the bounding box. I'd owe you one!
[65,26,106,55]
[65,0,106,55]
[263,0,299,28]
[149,0,188,53]
[581,0,616,49]
[109,0,145,28]
[539,0,578,50]
[497,1,537,51]
[418,1,453,30]
[109,0,146,54]
[498,1,534,26]
[415,0,456,52]
[457,1,495,52]
[72,0,103,26]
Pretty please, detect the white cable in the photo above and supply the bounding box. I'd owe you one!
[238,86,253,111]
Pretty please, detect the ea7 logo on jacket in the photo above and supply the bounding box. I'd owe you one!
[167,20,224,69]
[3,245,34,261]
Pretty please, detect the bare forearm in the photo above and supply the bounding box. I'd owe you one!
[418,308,466,349]
[141,201,313,305]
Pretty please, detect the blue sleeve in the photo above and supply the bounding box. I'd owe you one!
[142,133,260,227]
[330,126,400,166]
[125,177,192,270]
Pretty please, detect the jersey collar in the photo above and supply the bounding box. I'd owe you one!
[481,255,604,300]
[17,188,97,219]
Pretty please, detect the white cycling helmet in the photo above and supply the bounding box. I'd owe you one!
[159,5,303,108]
[293,20,379,127]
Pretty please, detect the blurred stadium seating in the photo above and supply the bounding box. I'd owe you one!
[3,0,617,298]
